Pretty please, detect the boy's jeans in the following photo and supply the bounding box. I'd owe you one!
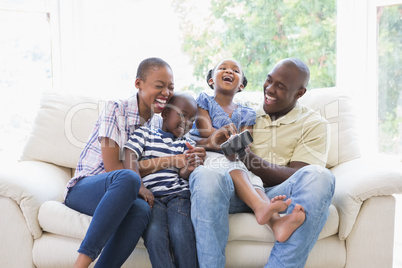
[189,165,335,268]
[143,190,198,268]
[65,169,151,268]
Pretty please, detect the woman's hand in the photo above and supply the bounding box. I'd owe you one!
[138,184,154,208]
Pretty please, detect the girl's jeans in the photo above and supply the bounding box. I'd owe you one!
[143,190,198,268]
[189,165,335,268]
[65,169,151,268]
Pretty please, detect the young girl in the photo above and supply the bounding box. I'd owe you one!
[64,58,204,268]
[189,59,303,242]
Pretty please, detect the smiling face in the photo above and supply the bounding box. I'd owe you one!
[136,66,174,120]
[162,94,197,138]
[262,59,308,119]
[209,59,244,95]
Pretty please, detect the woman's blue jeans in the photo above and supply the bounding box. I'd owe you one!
[189,165,335,268]
[143,190,198,268]
[65,169,151,268]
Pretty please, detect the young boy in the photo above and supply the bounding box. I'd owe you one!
[123,92,201,268]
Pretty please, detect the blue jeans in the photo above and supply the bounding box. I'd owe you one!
[143,190,198,268]
[65,169,151,268]
[189,165,335,268]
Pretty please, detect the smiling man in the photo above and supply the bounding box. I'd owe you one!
[189,58,336,268]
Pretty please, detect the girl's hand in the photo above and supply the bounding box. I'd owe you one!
[207,123,238,150]
[138,184,154,208]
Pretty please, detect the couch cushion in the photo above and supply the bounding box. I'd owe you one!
[0,161,71,239]
[39,201,338,245]
[299,87,361,168]
[228,204,338,243]
[21,91,102,169]
[38,201,148,248]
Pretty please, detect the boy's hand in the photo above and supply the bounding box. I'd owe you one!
[138,184,154,208]
[174,154,187,169]
[186,152,204,169]
[184,142,206,161]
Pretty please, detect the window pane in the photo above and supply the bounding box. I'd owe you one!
[0,10,52,156]
[75,0,336,98]
[74,0,194,99]
[172,0,337,92]
[377,5,402,155]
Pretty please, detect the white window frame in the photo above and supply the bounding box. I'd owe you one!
[0,0,83,90]
[337,0,402,157]
[0,0,60,87]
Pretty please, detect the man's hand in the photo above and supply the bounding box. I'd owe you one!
[138,184,154,208]
[238,145,251,161]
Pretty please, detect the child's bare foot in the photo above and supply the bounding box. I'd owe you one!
[254,195,291,225]
[271,195,292,211]
[270,204,306,243]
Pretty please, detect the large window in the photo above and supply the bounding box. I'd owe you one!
[172,0,336,92]
[0,1,53,158]
[67,0,336,95]
[1,0,401,160]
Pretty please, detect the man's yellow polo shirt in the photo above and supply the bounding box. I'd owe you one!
[251,102,330,167]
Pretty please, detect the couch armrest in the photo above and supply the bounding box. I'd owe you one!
[330,157,402,239]
[0,161,71,239]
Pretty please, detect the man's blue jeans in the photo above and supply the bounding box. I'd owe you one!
[65,169,151,268]
[189,165,335,268]
[143,190,198,268]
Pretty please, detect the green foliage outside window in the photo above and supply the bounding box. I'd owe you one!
[377,5,402,154]
[172,0,336,92]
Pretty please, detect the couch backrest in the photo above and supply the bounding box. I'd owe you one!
[299,87,361,168]
[21,91,102,169]
[22,87,361,169]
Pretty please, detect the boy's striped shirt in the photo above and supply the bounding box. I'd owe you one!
[124,126,195,197]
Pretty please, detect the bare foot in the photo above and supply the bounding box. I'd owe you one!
[270,204,306,243]
[271,195,292,212]
[254,195,291,225]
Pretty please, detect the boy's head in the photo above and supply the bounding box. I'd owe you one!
[162,93,197,138]
[206,59,247,92]
[135,57,174,115]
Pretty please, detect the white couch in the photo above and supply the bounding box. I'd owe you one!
[1,88,402,268]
